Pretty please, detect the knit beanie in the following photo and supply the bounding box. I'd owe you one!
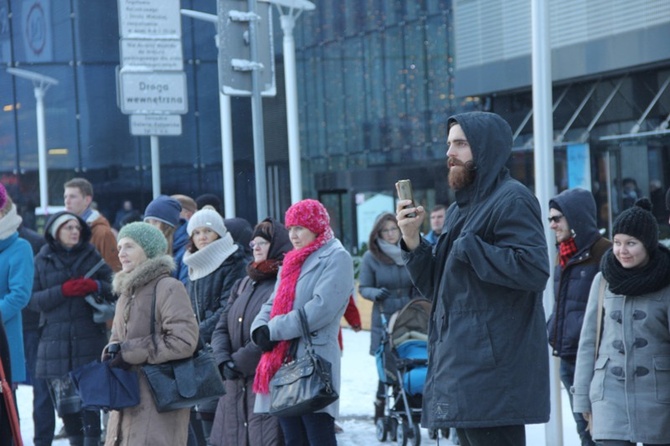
[187,205,227,238]
[0,184,6,210]
[49,213,78,239]
[144,195,181,227]
[118,221,168,259]
[612,198,658,253]
[284,199,330,236]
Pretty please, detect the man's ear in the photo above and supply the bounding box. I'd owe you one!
[84,195,93,208]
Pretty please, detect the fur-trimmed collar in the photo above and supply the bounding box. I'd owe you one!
[113,255,175,296]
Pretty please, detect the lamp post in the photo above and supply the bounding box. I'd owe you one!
[6,68,58,215]
[180,9,237,217]
[260,0,314,204]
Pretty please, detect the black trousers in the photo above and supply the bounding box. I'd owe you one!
[455,425,525,446]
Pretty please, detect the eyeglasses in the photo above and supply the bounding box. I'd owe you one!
[547,215,563,224]
[380,227,400,234]
[249,240,270,249]
[62,224,82,232]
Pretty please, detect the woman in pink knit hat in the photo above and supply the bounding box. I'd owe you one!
[251,199,354,446]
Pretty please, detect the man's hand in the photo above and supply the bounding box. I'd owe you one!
[396,199,425,251]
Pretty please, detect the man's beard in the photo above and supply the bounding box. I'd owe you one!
[448,159,476,190]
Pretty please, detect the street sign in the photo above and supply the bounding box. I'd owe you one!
[217,0,276,96]
[118,71,188,115]
[118,0,181,38]
[120,39,184,71]
[130,114,182,136]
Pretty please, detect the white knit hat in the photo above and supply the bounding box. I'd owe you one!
[187,206,227,238]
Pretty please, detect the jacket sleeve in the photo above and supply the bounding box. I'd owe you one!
[29,258,67,313]
[211,279,241,366]
[403,238,436,299]
[95,228,122,273]
[450,192,549,293]
[121,280,199,365]
[343,296,361,328]
[571,273,604,414]
[200,261,246,342]
[358,253,383,302]
[0,241,34,323]
[91,258,115,302]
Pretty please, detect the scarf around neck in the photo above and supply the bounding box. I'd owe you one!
[0,205,22,240]
[558,237,578,269]
[182,234,238,281]
[378,238,404,266]
[601,245,670,296]
[253,227,334,394]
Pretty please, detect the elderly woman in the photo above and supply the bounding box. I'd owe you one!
[251,199,354,446]
[104,222,199,446]
[209,218,292,446]
[573,199,670,446]
[30,211,113,446]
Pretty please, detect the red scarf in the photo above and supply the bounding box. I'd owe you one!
[253,228,334,394]
[558,237,578,269]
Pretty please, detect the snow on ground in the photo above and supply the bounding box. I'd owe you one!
[17,328,581,445]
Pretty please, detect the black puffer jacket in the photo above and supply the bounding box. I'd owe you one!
[29,212,113,379]
[187,247,248,343]
[547,188,611,359]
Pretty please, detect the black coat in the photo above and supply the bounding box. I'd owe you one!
[30,212,114,379]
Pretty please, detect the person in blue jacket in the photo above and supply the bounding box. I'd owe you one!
[397,112,550,446]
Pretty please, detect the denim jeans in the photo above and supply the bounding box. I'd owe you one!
[278,412,336,446]
[560,358,596,446]
[23,329,56,446]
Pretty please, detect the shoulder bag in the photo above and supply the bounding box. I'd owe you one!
[141,279,225,413]
[269,308,339,417]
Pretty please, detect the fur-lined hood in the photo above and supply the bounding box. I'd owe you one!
[113,255,175,296]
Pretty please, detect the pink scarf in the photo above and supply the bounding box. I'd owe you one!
[253,228,334,394]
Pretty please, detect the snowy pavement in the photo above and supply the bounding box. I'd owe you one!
[17,327,580,445]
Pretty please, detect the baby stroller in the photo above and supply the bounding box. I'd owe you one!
[375,298,440,446]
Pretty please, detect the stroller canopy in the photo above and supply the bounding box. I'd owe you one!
[387,298,431,349]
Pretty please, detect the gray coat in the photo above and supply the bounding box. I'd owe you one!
[572,272,670,443]
[359,250,415,355]
[251,238,354,419]
[404,112,550,429]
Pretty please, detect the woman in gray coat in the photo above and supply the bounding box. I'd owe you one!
[573,199,670,445]
[251,199,354,446]
[358,212,417,420]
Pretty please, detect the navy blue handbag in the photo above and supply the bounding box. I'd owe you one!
[70,361,140,411]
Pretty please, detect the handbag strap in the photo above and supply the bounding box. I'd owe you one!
[594,276,607,361]
[84,258,106,279]
[297,308,314,352]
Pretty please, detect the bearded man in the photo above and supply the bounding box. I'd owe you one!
[396,112,551,446]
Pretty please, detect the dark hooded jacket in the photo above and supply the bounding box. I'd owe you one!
[546,188,611,360]
[29,212,114,379]
[403,112,551,429]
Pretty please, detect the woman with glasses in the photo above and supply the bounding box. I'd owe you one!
[209,218,292,446]
[359,212,419,422]
[182,205,247,443]
[30,211,114,446]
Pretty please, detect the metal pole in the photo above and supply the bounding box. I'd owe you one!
[280,13,302,204]
[150,135,161,199]
[531,0,560,444]
[220,91,236,217]
[34,87,49,214]
[248,0,268,220]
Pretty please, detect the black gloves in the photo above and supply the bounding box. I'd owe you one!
[375,287,391,302]
[222,361,243,380]
[253,325,278,352]
[109,352,132,370]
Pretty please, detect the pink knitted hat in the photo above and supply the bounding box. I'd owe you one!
[284,199,330,235]
[0,184,7,210]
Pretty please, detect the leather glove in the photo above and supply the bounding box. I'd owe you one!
[375,287,391,302]
[62,278,99,297]
[253,325,277,352]
[222,361,243,380]
[109,352,132,370]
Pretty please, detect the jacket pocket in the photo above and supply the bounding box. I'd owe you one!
[589,355,608,402]
[653,356,670,403]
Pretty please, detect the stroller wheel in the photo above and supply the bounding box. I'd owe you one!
[410,423,422,446]
[388,418,398,441]
[375,417,388,442]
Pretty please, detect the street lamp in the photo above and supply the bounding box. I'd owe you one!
[260,0,314,204]
[6,67,59,215]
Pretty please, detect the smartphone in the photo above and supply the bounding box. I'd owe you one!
[395,179,417,218]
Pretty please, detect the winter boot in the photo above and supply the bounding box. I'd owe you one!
[83,437,101,446]
[67,436,84,446]
[374,398,385,422]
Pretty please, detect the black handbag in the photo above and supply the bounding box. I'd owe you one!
[141,280,225,413]
[269,308,339,417]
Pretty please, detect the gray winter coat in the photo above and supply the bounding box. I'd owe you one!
[404,112,550,429]
[572,271,670,443]
[251,238,354,419]
[359,250,415,355]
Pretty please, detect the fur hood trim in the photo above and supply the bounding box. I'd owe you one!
[113,255,175,296]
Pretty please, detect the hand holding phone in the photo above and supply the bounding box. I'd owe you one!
[396,179,417,218]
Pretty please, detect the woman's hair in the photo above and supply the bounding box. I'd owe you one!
[154,220,175,255]
[368,212,398,263]
[252,219,274,242]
